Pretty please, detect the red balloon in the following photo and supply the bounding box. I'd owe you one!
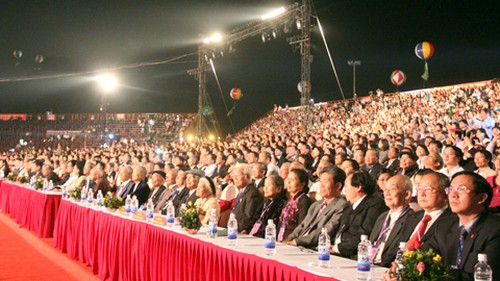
[230,88,242,100]
[391,70,406,86]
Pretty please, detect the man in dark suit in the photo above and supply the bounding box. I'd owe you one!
[284,167,349,249]
[331,170,388,259]
[251,162,267,193]
[400,170,454,250]
[158,169,189,215]
[362,149,384,181]
[369,175,414,267]
[116,166,134,199]
[129,165,150,206]
[423,171,500,281]
[232,163,264,233]
[42,163,61,184]
[179,169,204,206]
[148,170,166,206]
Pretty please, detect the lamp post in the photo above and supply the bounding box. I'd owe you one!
[347,60,361,99]
[96,74,117,140]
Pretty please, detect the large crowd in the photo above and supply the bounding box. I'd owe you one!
[1,79,500,281]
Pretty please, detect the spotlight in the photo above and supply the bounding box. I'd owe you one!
[296,19,302,30]
[283,22,291,34]
[261,33,268,43]
[272,30,278,39]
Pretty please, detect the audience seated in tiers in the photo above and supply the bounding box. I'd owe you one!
[3,79,500,274]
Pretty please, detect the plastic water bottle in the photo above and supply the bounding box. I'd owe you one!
[357,235,372,281]
[96,190,104,207]
[87,188,94,204]
[227,212,238,245]
[474,253,492,281]
[125,195,132,214]
[48,180,54,191]
[131,195,139,214]
[80,187,87,201]
[265,219,276,255]
[395,242,406,279]
[146,199,154,221]
[43,179,48,191]
[318,227,331,267]
[62,185,68,199]
[166,202,175,227]
[208,208,218,238]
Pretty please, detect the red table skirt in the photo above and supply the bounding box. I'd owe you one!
[0,180,61,238]
[54,200,336,281]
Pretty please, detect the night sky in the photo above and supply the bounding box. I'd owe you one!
[0,0,498,134]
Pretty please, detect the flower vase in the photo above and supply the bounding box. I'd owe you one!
[185,228,200,235]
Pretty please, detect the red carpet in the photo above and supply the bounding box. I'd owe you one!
[0,212,99,281]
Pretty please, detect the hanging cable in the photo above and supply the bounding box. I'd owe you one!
[311,3,346,100]
[208,59,236,133]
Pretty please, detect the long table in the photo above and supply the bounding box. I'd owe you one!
[54,199,386,281]
[0,180,62,238]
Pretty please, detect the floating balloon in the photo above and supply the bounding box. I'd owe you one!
[13,50,23,59]
[297,81,312,94]
[230,88,242,100]
[390,70,406,86]
[415,42,434,61]
[35,55,44,64]
[202,105,213,116]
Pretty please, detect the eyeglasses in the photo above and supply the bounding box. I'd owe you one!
[415,185,438,193]
[445,184,473,194]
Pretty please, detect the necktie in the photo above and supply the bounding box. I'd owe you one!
[232,190,243,210]
[406,214,431,250]
[375,214,392,246]
[455,226,467,268]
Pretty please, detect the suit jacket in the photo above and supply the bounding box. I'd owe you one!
[362,163,383,181]
[149,185,166,206]
[213,164,229,179]
[45,172,61,183]
[369,206,414,267]
[232,183,264,233]
[117,180,135,199]
[180,190,199,207]
[399,207,455,246]
[335,195,388,259]
[130,180,150,206]
[286,196,349,249]
[423,211,500,281]
[386,159,400,173]
[160,186,189,215]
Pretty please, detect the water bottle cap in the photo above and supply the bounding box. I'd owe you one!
[267,219,274,225]
[477,253,487,262]
[360,235,368,241]
[229,212,235,219]
[399,242,407,250]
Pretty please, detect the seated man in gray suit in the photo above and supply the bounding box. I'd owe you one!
[369,174,414,267]
[284,167,349,249]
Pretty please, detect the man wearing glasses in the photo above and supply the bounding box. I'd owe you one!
[424,171,500,281]
[400,169,455,250]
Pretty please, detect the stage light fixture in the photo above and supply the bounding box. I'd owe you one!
[203,33,223,44]
[296,19,302,30]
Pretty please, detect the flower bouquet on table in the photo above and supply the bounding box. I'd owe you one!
[397,248,452,281]
[18,175,28,184]
[103,192,124,211]
[68,186,82,200]
[179,201,205,234]
[7,173,16,181]
[33,178,43,190]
